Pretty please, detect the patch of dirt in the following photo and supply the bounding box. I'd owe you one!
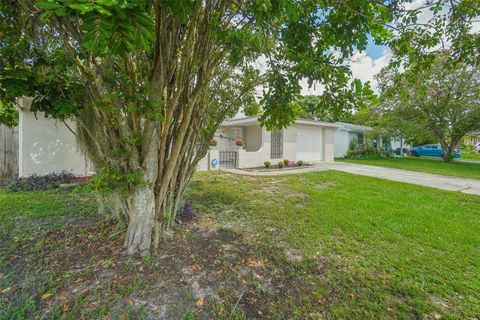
[314,182,336,190]
[1,212,331,319]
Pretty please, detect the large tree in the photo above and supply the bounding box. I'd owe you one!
[0,0,477,256]
[377,54,480,160]
[1,0,394,256]
[353,102,437,146]
[293,86,376,123]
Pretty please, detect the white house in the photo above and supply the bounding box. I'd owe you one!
[14,96,351,175]
[207,117,340,168]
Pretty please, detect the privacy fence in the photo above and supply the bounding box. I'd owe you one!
[0,125,19,182]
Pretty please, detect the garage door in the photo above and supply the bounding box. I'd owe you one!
[296,126,323,161]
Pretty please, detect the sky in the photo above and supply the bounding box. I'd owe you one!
[241,0,480,117]
[301,0,480,96]
[300,37,392,96]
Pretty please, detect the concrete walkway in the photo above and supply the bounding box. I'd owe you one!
[224,162,480,195]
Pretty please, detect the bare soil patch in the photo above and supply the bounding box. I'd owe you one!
[1,212,329,319]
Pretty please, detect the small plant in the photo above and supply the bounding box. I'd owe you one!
[296,160,304,166]
[234,138,243,146]
[283,159,290,166]
[209,138,217,147]
[264,161,271,168]
[2,171,76,192]
[278,160,285,168]
[176,201,199,223]
[143,256,155,266]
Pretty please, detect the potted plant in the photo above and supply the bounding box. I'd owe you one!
[283,159,290,166]
[264,161,271,168]
[234,138,243,148]
[296,160,303,166]
[278,160,285,168]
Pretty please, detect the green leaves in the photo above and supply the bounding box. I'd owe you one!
[36,0,155,56]
[376,53,480,148]
[390,0,480,67]
[0,101,18,127]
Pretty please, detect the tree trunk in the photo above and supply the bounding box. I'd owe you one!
[124,186,156,256]
[440,141,455,162]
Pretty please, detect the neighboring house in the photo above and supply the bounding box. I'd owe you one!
[209,117,339,168]
[333,122,404,158]
[462,132,480,146]
[333,122,372,158]
[16,98,92,177]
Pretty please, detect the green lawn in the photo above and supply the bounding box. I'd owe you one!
[461,151,480,161]
[188,171,480,318]
[1,172,480,319]
[337,156,480,179]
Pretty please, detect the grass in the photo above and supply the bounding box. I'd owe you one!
[1,172,480,318]
[461,151,480,161]
[337,156,480,179]
[188,171,480,318]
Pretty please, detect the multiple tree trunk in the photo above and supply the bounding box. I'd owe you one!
[60,1,237,255]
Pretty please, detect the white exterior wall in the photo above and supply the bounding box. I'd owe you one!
[244,125,262,151]
[196,149,220,171]
[18,109,91,177]
[334,129,350,158]
[215,127,243,151]
[237,126,270,168]
[295,124,322,161]
[322,127,335,162]
[282,126,297,161]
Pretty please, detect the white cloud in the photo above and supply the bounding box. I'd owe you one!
[298,49,392,95]
[349,50,392,92]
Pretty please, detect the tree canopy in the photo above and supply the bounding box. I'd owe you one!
[377,53,480,160]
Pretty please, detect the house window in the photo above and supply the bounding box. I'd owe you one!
[357,133,364,145]
[271,130,283,159]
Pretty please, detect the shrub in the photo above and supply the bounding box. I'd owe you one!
[345,141,381,159]
[234,138,243,146]
[176,201,199,223]
[264,161,271,168]
[296,160,304,166]
[460,144,473,152]
[283,159,289,166]
[278,160,285,168]
[2,171,76,192]
[209,138,217,147]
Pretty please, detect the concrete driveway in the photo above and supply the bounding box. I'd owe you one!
[225,162,480,195]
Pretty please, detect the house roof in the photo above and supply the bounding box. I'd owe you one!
[222,116,341,128]
[466,131,480,136]
[334,122,372,133]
